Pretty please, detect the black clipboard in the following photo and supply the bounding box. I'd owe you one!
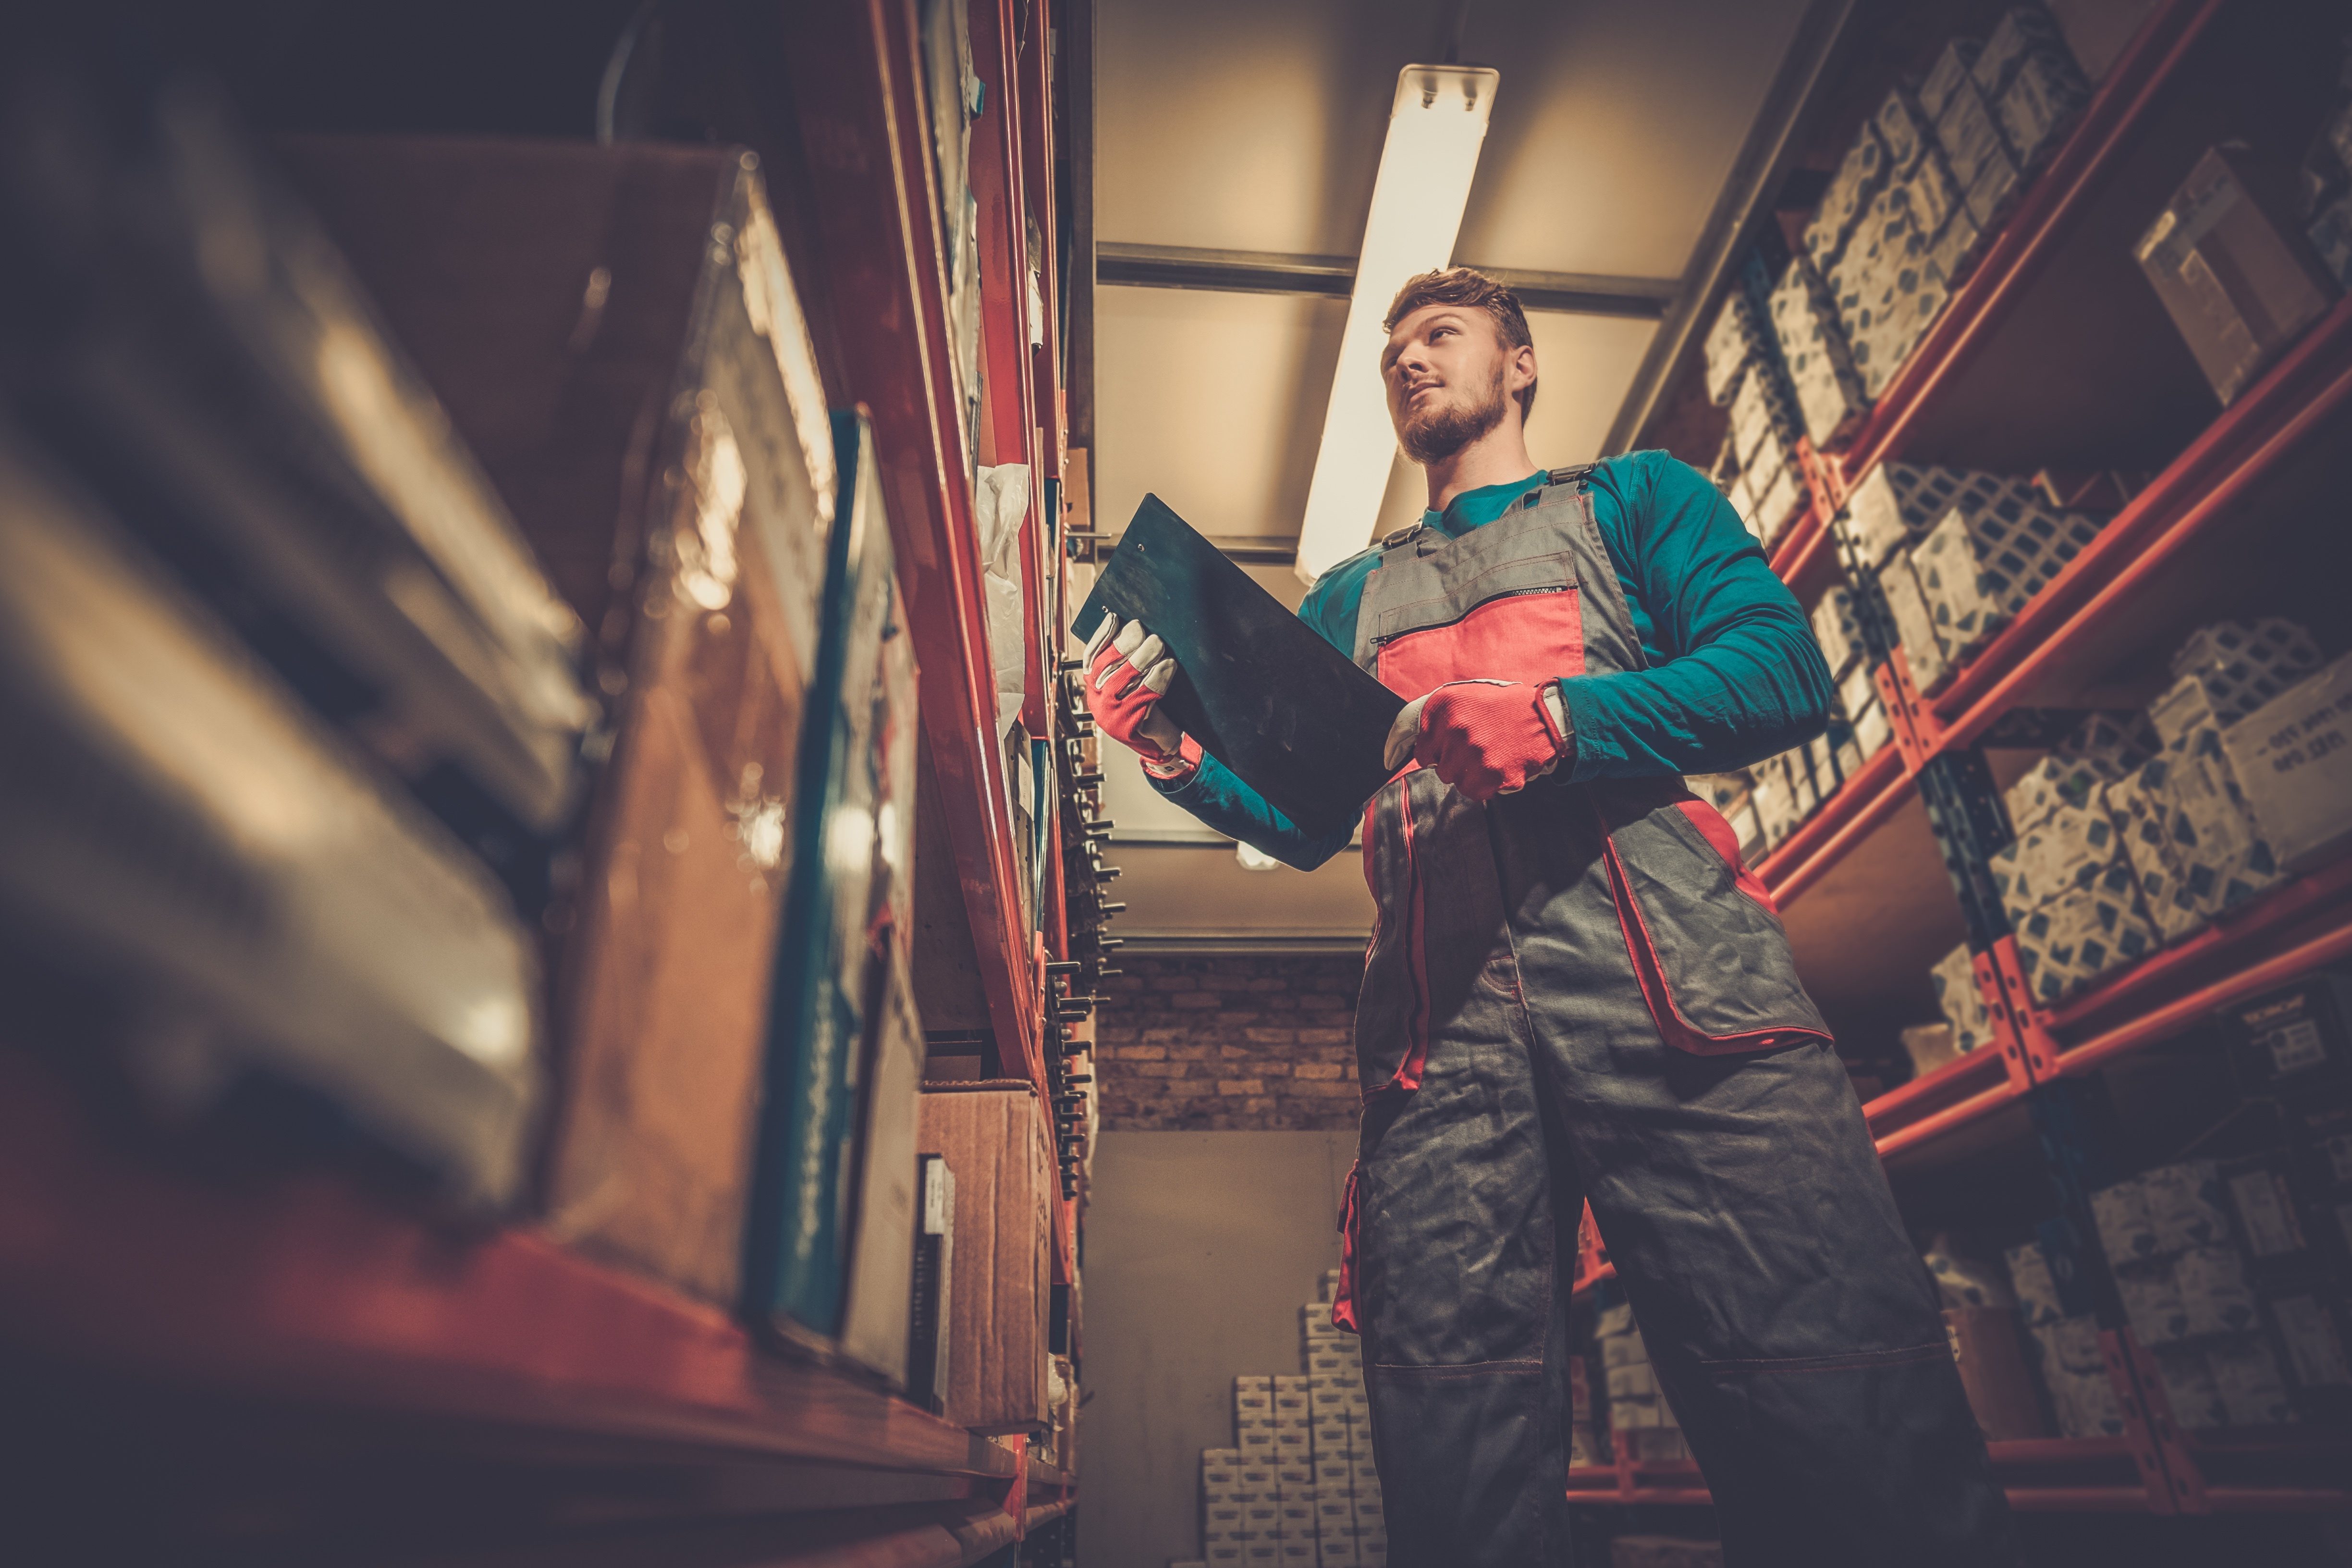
[1073,495,1403,838]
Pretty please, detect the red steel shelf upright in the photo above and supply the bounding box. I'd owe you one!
[785,0,1062,1099]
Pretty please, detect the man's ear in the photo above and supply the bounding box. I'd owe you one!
[1510,342,1538,395]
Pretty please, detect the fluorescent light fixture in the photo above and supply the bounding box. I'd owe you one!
[1294,64,1500,585]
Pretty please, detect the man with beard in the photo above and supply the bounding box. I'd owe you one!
[1085,268,2016,1568]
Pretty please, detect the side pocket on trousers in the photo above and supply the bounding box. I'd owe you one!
[1332,1161,1362,1335]
[1599,799,1835,1054]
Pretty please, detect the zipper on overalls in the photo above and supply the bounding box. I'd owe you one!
[1368,583,1571,647]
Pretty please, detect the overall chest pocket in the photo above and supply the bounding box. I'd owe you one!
[1370,551,1584,698]
[1599,793,1835,1055]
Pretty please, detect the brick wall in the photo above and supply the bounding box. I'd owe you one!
[1095,955,1363,1130]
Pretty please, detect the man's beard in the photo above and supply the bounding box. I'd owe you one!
[1397,363,1509,465]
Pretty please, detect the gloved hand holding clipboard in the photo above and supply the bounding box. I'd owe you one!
[1072,495,1404,838]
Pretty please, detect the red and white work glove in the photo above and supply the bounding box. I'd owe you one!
[1083,613,1200,783]
[1384,679,1572,802]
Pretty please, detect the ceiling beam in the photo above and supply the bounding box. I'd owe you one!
[1598,0,1861,455]
[1097,242,1677,319]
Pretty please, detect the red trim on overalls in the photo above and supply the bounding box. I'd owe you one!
[1675,799,1778,914]
[1601,831,1834,1056]
[1332,1161,1362,1335]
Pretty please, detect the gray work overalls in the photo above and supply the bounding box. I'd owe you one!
[1332,467,2019,1567]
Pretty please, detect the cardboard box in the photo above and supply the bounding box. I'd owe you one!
[1606,1361,1661,1400]
[2118,1262,2190,1346]
[1990,793,2129,925]
[1841,463,1998,570]
[918,1082,1054,1431]
[2208,1333,2298,1426]
[1936,75,2012,193]
[2107,749,2279,943]
[1946,1307,2048,1439]
[1804,121,1891,272]
[2093,1176,2163,1265]
[2221,972,2352,1098]
[2136,145,2340,405]
[2030,1316,2128,1437]
[1920,38,1985,121]
[1875,86,1932,177]
[2312,193,2352,290]
[1769,255,1868,448]
[1903,145,1966,241]
[1811,587,1864,681]
[1933,942,1996,1055]
[2006,711,2159,826]
[1756,463,1808,548]
[1879,549,1955,693]
[2149,1346,2229,1429]
[1852,695,1894,761]
[2142,1161,2236,1253]
[2218,653,2352,873]
[2268,1292,2352,1400]
[2006,1240,2067,1327]
[1702,290,1765,406]
[1909,496,2104,661]
[2165,619,2324,733]
[1611,1396,1666,1429]
[1997,48,2089,167]
[2175,1245,2261,1337]
[2013,868,2158,1001]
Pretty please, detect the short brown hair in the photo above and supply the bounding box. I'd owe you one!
[1384,267,1537,418]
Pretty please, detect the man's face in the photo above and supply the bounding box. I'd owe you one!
[1381,304,1530,464]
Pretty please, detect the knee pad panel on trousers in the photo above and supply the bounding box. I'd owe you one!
[1361,1359,1563,1568]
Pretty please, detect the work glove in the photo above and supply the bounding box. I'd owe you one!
[1083,613,1200,782]
[1384,678,1572,802]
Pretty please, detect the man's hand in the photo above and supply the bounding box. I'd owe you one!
[1384,679,1571,801]
[1083,613,1198,781]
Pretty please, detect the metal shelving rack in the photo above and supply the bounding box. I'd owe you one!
[1568,0,2352,1519]
[0,3,1094,1563]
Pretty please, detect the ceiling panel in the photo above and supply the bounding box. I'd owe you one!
[1099,0,1815,279]
[1095,285,1346,542]
[1450,0,1817,279]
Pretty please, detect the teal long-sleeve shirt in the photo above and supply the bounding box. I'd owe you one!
[1152,449,1833,870]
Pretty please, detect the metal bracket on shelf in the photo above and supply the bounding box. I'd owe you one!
[1985,936,2063,1081]
[1795,434,1847,521]
[2103,1328,2210,1515]
[1974,945,2041,1094]
[1874,648,1944,773]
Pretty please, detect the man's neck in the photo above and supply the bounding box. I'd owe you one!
[1421,420,1538,514]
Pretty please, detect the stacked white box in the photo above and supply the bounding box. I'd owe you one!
[1840,463,1997,569]
[2208,1335,2299,1427]
[1879,547,1954,692]
[2149,1348,2230,1430]
[1203,1447,1246,1548]
[1874,86,1932,177]
[1803,121,1890,273]
[1702,289,1768,406]
[1909,492,2104,660]
[1931,942,1995,1054]
[1972,6,2069,98]
[2005,1240,2066,1328]
[1996,46,2088,170]
[2107,743,2278,943]
[2165,619,2324,731]
[2027,1315,2126,1437]
[2011,865,2158,1002]
[1919,38,1984,121]
[1989,793,2127,927]
[1851,693,1894,761]
[1727,359,1797,472]
[1768,255,1868,448]
[2218,653,2352,874]
[1810,586,1863,681]
[1755,465,1806,547]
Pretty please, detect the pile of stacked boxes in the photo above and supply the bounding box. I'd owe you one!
[1838,460,2114,696]
[1701,263,1810,552]
[1771,8,2093,445]
[1906,619,2348,1079]
[1180,1270,1386,1568]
